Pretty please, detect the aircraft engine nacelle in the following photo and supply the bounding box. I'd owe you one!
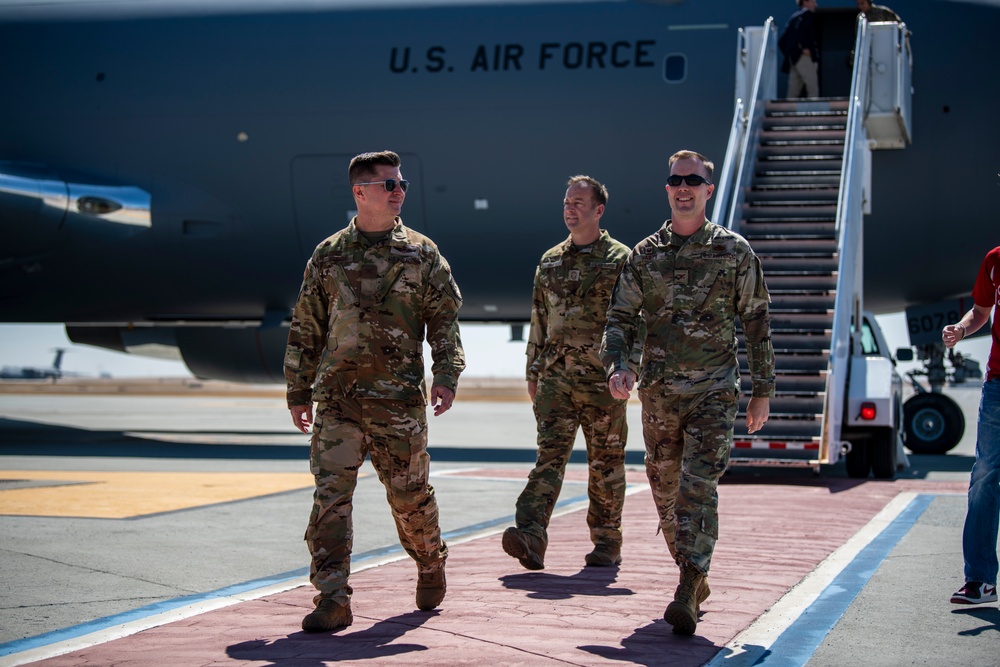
[67,324,288,385]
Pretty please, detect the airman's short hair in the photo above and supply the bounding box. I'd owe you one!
[349,150,401,184]
[566,175,609,207]
[668,150,715,182]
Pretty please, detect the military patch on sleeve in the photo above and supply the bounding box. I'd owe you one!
[284,347,302,370]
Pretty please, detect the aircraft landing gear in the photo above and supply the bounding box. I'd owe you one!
[903,391,965,455]
[900,341,968,455]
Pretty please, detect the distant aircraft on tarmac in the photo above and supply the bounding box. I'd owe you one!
[0,348,69,380]
[0,0,997,388]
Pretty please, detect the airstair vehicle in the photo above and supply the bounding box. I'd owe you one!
[713,17,913,477]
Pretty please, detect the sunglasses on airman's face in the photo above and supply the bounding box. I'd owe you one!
[354,178,410,193]
[667,174,711,187]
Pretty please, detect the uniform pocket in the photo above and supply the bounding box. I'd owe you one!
[404,431,430,492]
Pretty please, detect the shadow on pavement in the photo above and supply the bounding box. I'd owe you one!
[226,610,433,665]
[578,617,719,667]
[499,565,633,600]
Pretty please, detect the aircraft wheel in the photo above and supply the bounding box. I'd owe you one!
[903,393,965,455]
[845,440,871,479]
[871,428,897,480]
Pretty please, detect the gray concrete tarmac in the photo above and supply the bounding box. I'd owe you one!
[0,382,996,666]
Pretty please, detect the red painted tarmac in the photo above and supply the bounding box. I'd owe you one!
[23,472,966,667]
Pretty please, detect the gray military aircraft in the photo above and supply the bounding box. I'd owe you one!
[0,0,996,400]
[0,348,69,380]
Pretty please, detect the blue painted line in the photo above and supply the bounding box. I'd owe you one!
[0,491,592,658]
[0,567,308,657]
[753,493,935,667]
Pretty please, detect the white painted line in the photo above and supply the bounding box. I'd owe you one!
[705,491,919,667]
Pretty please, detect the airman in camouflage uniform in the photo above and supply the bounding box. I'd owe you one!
[601,151,774,635]
[285,151,465,633]
[502,176,637,571]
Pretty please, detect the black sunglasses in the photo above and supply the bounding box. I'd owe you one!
[667,174,711,187]
[354,178,409,193]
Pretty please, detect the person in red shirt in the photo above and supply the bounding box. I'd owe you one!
[942,245,1000,605]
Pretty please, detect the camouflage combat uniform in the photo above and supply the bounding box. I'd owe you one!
[517,230,635,552]
[285,217,465,607]
[601,219,774,574]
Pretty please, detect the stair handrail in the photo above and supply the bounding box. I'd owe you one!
[712,18,777,233]
[863,21,913,149]
[825,15,872,455]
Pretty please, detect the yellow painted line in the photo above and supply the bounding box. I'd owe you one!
[0,470,316,519]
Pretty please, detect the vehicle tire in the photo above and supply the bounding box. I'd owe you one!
[903,393,965,455]
[871,428,896,480]
[845,440,871,479]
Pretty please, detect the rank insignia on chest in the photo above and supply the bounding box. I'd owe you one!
[674,269,689,284]
[568,269,580,281]
[391,245,421,258]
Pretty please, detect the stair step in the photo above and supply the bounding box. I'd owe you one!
[756,168,842,178]
[761,129,846,142]
[756,261,838,275]
[741,374,827,393]
[745,189,838,202]
[736,349,830,374]
[768,293,838,310]
[758,145,844,158]
[746,238,838,253]
[741,221,836,235]
[739,394,824,414]
[750,181,840,191]
[764,120,848,132]
[770,332,833,349]
[762,274,838,290]
[744,206,838,221]
[764,311,835,328]
[756,159,844,173]
[734,417,822,439]
[767,98,850,112]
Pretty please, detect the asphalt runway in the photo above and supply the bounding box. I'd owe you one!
[0,382,996,666]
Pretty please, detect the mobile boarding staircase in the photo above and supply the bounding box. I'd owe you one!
[713,17,912,471]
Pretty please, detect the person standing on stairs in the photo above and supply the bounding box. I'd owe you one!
[779,0,820,98]
[600,150,775,635]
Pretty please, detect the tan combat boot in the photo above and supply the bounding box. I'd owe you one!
[663,563,706,635]
[584,543,622,567]
[696,577,711,614]
[502,526,546,570]
[302,598,353,633]
[415,564,446,611]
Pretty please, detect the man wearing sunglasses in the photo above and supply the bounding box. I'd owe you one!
[502,175,639,572]
[601,150,774,635]
[284,150,465,632]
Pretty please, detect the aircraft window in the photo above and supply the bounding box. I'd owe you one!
[662,54,687,83]
[860,320,880,355]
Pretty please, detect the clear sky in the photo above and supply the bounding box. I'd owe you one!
[0,313,992,384]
